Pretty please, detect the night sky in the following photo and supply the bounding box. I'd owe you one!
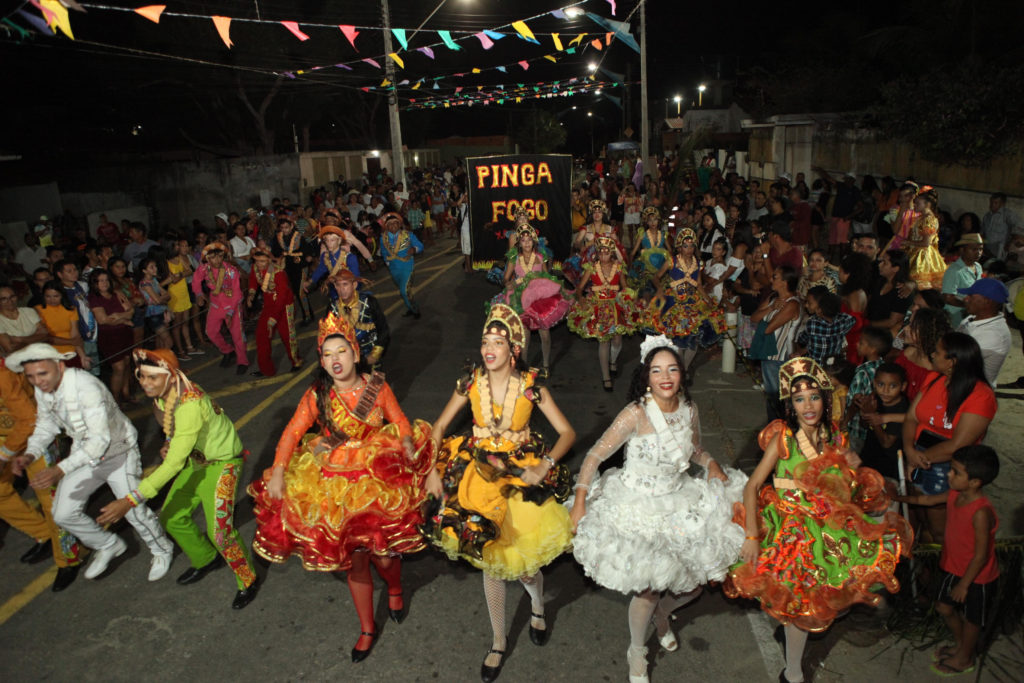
[1,0,1019,168]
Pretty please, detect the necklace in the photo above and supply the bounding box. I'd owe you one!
[476,370,520,432]
[518,251,537,273]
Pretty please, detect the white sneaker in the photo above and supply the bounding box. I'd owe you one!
[148,552,173,582]
[84,536,127,579]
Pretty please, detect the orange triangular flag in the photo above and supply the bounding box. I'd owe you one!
[606,32,613,46]
[591,38,603,50]
[212,16,232,48]
[134,5,165,23]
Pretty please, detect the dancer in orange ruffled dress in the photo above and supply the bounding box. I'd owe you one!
[249,311,437,663]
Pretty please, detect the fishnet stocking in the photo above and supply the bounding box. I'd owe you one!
[654,587,702,637]
[539,329,551,368]
[599,341,611,381]
[483,573,507,667]
[784,623,808,682]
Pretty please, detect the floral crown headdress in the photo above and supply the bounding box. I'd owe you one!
[639,334,674,363]
[678,228,697,244]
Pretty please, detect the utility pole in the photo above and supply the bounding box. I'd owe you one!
[381,0,405,187]
[639,1,651,177]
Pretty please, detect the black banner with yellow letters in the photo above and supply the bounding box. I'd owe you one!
[466,154,572,269]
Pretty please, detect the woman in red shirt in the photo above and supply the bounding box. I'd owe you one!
[894,307,952,400]
[903,332,996,543]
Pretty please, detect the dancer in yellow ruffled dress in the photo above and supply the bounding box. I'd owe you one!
[423,304,574,682]
[905,186,946,290]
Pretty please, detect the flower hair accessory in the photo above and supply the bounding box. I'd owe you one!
[639,334,675,363]
[778,356,833,400]
[483,304,527,350]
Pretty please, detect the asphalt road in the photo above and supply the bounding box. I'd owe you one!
[1,236,1021,683]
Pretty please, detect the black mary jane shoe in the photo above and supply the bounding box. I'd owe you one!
[609,362,618,378]
[602,379,613,393]
[20,540,52,564]
[480,648,506,683]
[529,612,549,646]
[388,591,405,624]
[351,629,378,663]
[231,577,259,610]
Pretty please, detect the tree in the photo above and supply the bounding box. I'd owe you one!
[512,110,566,153]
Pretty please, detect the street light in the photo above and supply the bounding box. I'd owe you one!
[672,94,682,115]
[587,62,598,72]
[698,84,707,107]
[564,6,584,18]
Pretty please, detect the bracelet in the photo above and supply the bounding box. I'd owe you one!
[572,483,589,492]
[745,535,759,541]
[542,455,556,466]
[125,489,144,508]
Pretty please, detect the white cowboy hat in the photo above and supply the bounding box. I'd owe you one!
[6,343,76,373]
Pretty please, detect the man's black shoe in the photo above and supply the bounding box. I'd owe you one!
[52,564,81,592]
[232,577,259,610]
[20,540,51,564]
[176,555,225,585]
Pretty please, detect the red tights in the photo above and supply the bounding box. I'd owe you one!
[347,552,403,650]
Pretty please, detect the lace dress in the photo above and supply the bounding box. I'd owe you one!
[570,399,746,594]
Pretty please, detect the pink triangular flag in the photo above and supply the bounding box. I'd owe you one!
[281,21,309,41]
[339,24,359,51]
[212,16,232,48]
[362,58,381,69]
[606,0,617,14]
[518,60,529,70]
[134,5,165,23]
[474,32,494,50]
[417,46,434,59]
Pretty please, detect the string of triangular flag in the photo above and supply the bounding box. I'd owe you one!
[403,79,635,110]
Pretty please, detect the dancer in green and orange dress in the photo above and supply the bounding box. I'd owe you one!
[725,356,912,683]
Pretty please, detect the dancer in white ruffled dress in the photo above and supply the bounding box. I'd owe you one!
[569,335,747,683]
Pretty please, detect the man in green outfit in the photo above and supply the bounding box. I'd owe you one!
[97,348,259,609]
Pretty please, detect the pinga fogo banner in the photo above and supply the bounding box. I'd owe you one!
[466,154,572,270]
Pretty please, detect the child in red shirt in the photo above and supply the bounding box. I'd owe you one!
[897,444,999,676]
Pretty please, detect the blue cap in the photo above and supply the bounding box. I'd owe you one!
[958,278,1009,303]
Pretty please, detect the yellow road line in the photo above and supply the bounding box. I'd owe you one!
[0,566,57,626]
[0,254,462,626]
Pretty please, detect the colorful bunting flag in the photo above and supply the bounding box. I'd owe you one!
[39,0,73,38]
[16,8,52,34]
[438,30,460,51]
[281,21,309,41]
[544,55,557,62]
[472,67,481,73]
[339,24,359,51]
[417,46,434,59]
[552,33,563,51]
[388,52,404,68]
[496,66,506,73]
[518,61,529,70]
[590,38,603,50]
[607,0,617,15]
[606,32,613,46]
[392,28,408,50]
[212,15,232,48]
[412,80,422,90]
[550,9,566,19]
[335,63,353,70]
[363,57,381,68]
[134,5,165,23]
[483,30,505,41]
[474,32,494,50]
[511,21,539,44]
[569,33,585,46]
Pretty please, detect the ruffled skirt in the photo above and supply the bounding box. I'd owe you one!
[643,288,726,350]
[724,453,913,631]
[908,245,946,290]
[571,466,747,594]
[567,292,641,341]
[490,272,573,330]
[248,420,434,571]
[422,433,573,580]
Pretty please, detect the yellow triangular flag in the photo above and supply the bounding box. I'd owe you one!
[552,33,563,51]
[388,52,404,69]
[544,55,557,63]
[412,81,422,90]
[381,79,391,87]
[212,16,232,48]
[516,97,522,103]
[512,21,537,43]
[40,0,74,39]
[472,68,481,73]
[569,33,585,46]
[134,5,166,23]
